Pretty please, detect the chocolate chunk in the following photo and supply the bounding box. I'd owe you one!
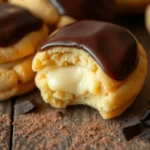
[39,20,138,81]
[122,120,142,141]
[15,99,37,115]
[56,109,66,117]
[0,4,43,47]
[142,120,150,127]
[140,110,150,122]
[138,130,150,142]
[50,0,116,21]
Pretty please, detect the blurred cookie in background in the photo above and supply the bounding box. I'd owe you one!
[0,4,49,100]
[115,0,150,14]
[9,0,116,28]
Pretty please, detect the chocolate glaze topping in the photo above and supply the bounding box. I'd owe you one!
[0,4,43,47]
[39,20,138,81]
[50,0,115,21]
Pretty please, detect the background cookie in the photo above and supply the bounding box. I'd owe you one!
[9,0,60,25]
[0,4,49,100]
[9,0,116,28]
[115,0,150,13]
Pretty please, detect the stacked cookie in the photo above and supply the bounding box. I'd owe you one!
[0,4,48,100]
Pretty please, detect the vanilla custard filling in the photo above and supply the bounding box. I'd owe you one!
[45,66,98,95]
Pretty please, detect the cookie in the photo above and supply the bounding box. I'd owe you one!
[115,0,150,13]
[32,20,147,119]
[0,4,49,100]
[56,15,76,28]
[9,0,60,25]
[9,0,116,28]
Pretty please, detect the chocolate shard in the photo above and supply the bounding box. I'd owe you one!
[140,110,150,122]
[122,120,142,141]
[142,120,150,127]
[15,99,37,115]
[56,109,66,117]
[138,130,150,142]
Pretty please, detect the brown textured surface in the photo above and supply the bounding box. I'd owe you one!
[0,100,12,150]
[12,22,150,150]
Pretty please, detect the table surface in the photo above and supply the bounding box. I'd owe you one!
[0,19,150,150]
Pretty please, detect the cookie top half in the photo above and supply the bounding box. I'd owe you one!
[38,20,138,81]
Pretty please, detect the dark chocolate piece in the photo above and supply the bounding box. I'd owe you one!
[142,120,150,127]
[138,130,150,142]
[15,99,37,115]
[39,20,138,81]
[0,4,43,47]
[122,120,142,141]
[140,110,150,122]
[56,109,66,118]
[50,0,115,21]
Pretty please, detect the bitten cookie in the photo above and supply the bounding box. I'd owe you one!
[32,20,147,119]
[0,4,48,100]
[115,0,150,13]
[9,0,115,28]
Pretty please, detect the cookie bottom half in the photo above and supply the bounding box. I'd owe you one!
[0,55,36,100]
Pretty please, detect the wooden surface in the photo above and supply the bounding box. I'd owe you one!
[0,20,150,150]
[0,100,12,150]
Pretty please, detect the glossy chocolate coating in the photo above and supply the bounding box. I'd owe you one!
[39,20,138,81]
[0,4,43,47]
[50,0,115,21]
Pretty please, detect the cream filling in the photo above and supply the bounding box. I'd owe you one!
[44,66,98,95]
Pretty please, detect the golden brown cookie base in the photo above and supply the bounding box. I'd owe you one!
[0,55,36,100]
[32,35,147,119]
[0,80,35,101]
[100,97,135,119]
